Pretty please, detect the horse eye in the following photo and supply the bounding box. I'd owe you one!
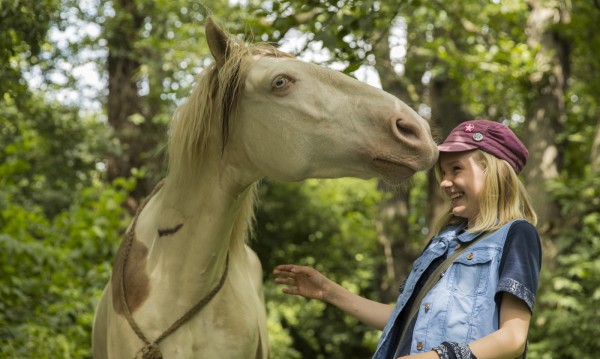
[272,75,289,90]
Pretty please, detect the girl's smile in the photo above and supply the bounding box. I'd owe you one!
[439,150,485,228]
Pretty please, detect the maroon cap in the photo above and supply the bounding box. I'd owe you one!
[438,120,529,173]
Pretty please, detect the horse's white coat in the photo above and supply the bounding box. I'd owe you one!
[92,17,438,358]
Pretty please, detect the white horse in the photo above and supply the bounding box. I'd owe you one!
[92,17,438,359]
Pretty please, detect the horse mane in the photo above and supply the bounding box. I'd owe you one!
[166,30,292,254]
[168,34,291,183]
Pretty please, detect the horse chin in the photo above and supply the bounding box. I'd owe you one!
[372,158,417,185]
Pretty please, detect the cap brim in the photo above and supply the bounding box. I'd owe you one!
[438,142,478,152]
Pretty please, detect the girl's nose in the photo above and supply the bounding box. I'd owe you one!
[440,178,452,188]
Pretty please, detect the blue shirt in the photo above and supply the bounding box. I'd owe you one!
[373,220,541,358]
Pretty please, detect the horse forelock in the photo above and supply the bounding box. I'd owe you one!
[168,39,291,183]
[217,41,292,154]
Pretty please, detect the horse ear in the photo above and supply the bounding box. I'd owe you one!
[206,16,229,68]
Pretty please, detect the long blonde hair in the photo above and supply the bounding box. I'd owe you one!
[431,150,537,235]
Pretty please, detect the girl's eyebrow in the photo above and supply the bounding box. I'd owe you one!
[441,159,462,168]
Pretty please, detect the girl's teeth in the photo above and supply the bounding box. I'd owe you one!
[450,193,462,200]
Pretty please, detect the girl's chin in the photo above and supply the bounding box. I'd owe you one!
[451,207,468,219]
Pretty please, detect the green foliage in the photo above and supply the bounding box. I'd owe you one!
[1,0,599,358]
[96,0,253,111]
[527,5,600,354]
[400,1,535,119]
[254,178,387,358]
[529,174,600,358]
[0,96,111,217]
[0,0,61,101]
[0,177,133,358]
[248,0,403,72]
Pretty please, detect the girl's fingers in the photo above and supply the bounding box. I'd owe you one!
[282,287,299,295]
[273,270,292,277]
[274,277,296,285]
[274,264,296,272]
[273,271,296,280]
[274,264,307,274]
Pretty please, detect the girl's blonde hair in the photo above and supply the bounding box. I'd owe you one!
[431,150,537,235]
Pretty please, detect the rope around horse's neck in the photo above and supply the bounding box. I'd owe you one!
[119,180,230,349]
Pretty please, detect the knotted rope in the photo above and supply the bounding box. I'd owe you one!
[119,181,230,359]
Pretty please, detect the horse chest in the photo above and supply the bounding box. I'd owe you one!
[109,278,266,358]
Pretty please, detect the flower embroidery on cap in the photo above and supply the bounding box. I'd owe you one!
[464,123,475,133]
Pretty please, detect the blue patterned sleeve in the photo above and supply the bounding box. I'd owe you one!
[496,221,542,313]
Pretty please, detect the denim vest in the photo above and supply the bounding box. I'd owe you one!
[373,220,518,358]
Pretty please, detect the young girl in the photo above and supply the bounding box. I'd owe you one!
[274,120,541,359]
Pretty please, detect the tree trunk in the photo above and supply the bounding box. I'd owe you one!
[371,25,422,302]
[591,117,600,174]
[104,0,166,207]
[522,0,570,235]
[105,0,144,181]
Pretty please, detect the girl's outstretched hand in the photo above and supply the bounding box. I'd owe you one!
[274,264,393,331]
[273,265,332,302]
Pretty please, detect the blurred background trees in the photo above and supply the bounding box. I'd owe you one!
[1,0,598,357]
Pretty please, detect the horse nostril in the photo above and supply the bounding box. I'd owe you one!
[396,119,418,139]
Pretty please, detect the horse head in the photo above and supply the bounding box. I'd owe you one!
[169,17,438,187]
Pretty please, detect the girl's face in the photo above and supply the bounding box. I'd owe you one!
[439,151,486,228]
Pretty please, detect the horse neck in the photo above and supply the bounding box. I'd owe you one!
[138,161,257,300]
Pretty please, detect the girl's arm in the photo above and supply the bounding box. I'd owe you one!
[274,264,393,330]
[468,292,531,358]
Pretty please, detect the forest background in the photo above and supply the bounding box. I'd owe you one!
[1,0,599,358]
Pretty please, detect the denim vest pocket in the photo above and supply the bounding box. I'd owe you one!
[447,248,494,296]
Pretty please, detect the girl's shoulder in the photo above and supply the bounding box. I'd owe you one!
[504,219,539,237]
[502,219,542,258]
